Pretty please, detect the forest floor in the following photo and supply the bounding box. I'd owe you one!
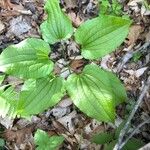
[0,0,150,149]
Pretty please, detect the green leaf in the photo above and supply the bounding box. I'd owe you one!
[66,64,127,122]
[99,0,123,16]
[91,132,114,144]
[133,52,142,62]
[0,38,54,79]
[105,138,144,150]
[17,76,65,117]
[0,86,18,118]
[40,0,73,44]
[34,129,64,150]
[123,138,145,150]
[0,138,5,148]
[75,15,131,59]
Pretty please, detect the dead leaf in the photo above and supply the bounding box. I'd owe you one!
[2,125,35,144]
[0,0,32,16]
[60,67,71,78]
[68,11,83,27]
[0,21,5,34]
[124,67,148,78]
[58,98,73,108]
[6,76,23,86]
[57,111,77,134]
[50,106,69,119]
[135,67,148,78]
[52,120,78,149]
[126,25,144,46]
[63,0,77,9]
[0,0,12,10]
[8,16,31,36]
[100,55,111,71]
[70,59,85,71]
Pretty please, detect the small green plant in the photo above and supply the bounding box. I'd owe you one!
[0,138,5,150]
[143,0,150,10]
[34,129,64,150]
[98,0,123,16]
[91,122,144,150]
[133,51,142,62]
[0,0,131,122]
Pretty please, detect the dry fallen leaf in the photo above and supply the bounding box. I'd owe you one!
[124,67,148,78]
[0,0,12,10]
[63,0,77,9]
[0,21,5,34]
[68,11,83,27]
[2,125,35,144]
[126,25,144,46]
[8,16,31,36]
[58,98,73,108]
[0,0,32,16]
[70,59,85,71]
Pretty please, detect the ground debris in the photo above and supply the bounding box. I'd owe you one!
[7,16,31,37]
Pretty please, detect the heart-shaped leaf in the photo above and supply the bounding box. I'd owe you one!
[66,64,127,122]
[0,38,54,79]
[17,76,65,117]
[75,15,131,59]
[40,0,73,44]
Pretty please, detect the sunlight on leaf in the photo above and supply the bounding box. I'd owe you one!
[40,0,73,44]
[75,15,131,59]
[66,64,127,122]
[0,38,54,79]
[17,76,65,117]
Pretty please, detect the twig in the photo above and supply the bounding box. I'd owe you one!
[120,118,150,149]
[117,42,150,73]
[113,76,150,150]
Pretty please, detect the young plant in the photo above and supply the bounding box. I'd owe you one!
[34,129,64,150]
[0,0,131,123]
[91,122,144,150]
[98,0,123,16]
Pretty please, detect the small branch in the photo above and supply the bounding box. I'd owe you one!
[113,76,150,150]
[120,118,150,149]
[117,42,150,73]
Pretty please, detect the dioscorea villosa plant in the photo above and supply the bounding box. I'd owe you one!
[0,0,131,123]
